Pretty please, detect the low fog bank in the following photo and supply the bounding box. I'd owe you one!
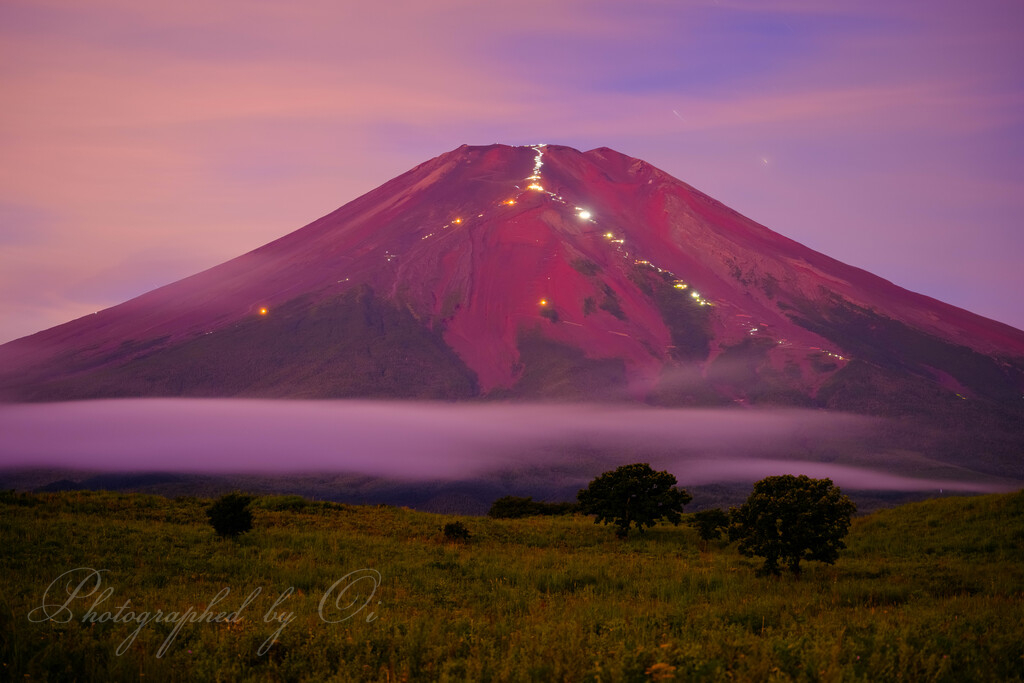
[0,399,1016,498]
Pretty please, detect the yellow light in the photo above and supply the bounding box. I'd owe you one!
[527,183,544,191]
[691,291,700,299]
[454,217,462,224]
[504,198,516,205]
[673,283,687,290]
[539,299,548,306]
[604,232,614,239]
[259,307,268,315]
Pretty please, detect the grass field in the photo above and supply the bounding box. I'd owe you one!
[2,489,1022,681]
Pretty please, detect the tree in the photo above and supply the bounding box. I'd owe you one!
[206,493,254,538]
[577,463,692,538]
[691,508,730,548]
[730,475,855,576]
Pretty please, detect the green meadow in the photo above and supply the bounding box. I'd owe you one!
[2,489,1022,682]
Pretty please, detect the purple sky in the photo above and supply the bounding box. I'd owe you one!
[1,0,1022,343]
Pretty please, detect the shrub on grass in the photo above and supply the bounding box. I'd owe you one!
[206,493,254,538]
[443,521,471,542]
[692,508,730,544]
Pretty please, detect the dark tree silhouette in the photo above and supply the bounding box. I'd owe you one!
[692,508,730,548]
[730,475,855,575]
[443,521,471,542]
[206,493,254,538]
[577,463,692,538]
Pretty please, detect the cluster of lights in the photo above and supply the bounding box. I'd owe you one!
[806,345,850,361]
[689,290,711,306]
[512,145,720,316]
[636,258,671,275]
[421,216,466,242]
[527,144,544,182]
[620,239,714,308]
[424,145,550,246]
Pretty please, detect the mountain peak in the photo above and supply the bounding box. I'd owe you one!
[1,144,1022,411]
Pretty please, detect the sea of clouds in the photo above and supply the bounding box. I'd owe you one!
[0,399,1009,494]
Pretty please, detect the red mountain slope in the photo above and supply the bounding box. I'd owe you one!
[1,144,1023,408]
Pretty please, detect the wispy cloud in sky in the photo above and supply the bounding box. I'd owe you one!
[1,0,1021,342]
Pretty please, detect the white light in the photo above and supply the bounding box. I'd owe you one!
[578,210,592,220]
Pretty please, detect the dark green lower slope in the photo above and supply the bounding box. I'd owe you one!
[16,286,479,400]
[506,330,628,401]
[783,295,1023,405]
[819,360,1024,479]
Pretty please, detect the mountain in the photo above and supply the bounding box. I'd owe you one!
[2,144,1023,418]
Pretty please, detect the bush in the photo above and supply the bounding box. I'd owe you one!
[443,521,471,542]
[206,493,254,538]
[692,508,730,542]
[730,475,855,575]
[577,463,691,538]
[488,496,577,519]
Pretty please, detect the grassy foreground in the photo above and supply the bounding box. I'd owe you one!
[1,489,1022,682]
